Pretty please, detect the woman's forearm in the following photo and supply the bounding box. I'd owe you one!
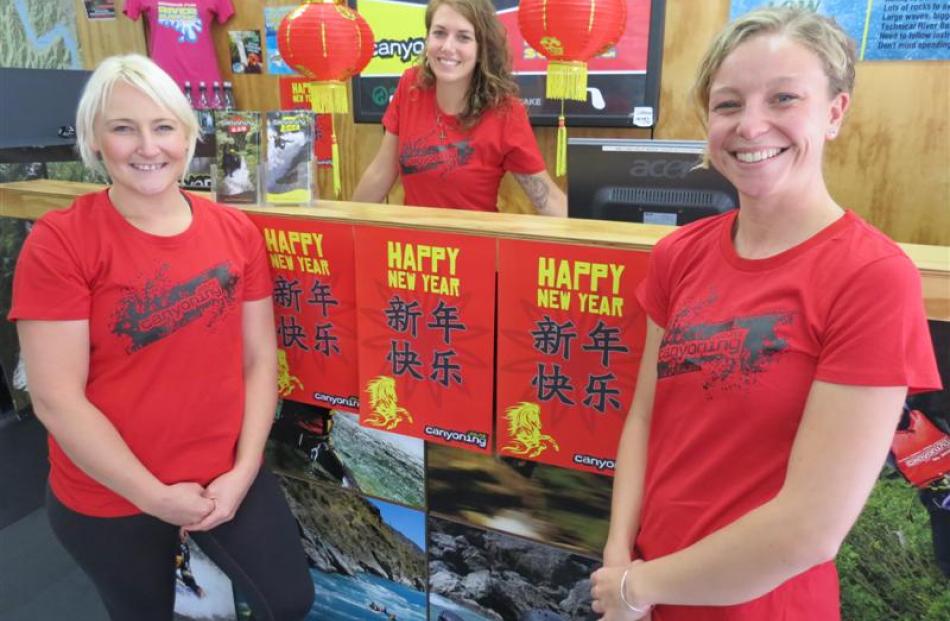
[605,317,662,560]
[352,132,399,203]
[232,351,277,475]
[232,298,279,475]
[628,495,830,607]
[625,383,906,610]
[33,395,165,512]
[605,409,651,555]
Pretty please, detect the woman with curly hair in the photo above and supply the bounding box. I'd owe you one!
[352,0,565,216]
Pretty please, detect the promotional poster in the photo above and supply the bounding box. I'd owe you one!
[428,516,599,620]
[213,111,261,204]
[427,443,612,555]
[278,475,427,621]
[496,240,650,473]
[355,227,495,452]
[730,0,950,61]
[277,77,335,167]
[268,405,426,509]
[227,29,263,74]
[265,110,314,204]
[264,5,296,75]
[249,215,359,412]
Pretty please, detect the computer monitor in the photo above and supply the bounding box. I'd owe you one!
[567,138,738,226]
[0,68,91,163]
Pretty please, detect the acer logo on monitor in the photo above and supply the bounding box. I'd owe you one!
[628,158,695,179]
[568,139,738,226]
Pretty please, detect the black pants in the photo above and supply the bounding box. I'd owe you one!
[47,468,314,621]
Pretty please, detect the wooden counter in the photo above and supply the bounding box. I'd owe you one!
[2,179,948,320]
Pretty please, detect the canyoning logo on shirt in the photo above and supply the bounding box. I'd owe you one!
[399,137,474,178]
[157,2,203,44]
[658,302,792,392]
[112,262,239,352]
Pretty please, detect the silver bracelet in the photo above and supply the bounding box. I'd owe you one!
[619,566,650,615]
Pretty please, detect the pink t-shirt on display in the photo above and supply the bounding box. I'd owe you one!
[124,0,234,92]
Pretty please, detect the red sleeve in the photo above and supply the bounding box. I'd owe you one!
[242,214,273,301]
[501,98,545,175]
[816,254,941,394]
[8,218,90,321]
[123,0,144,20]
[381,70,409,136]
[212,0,235,24]
[634,237,673,329]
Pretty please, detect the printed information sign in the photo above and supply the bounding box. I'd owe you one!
[250,215,359,412]
[496,240,650,474]
[730,0,949,61]
[355,227,496,452]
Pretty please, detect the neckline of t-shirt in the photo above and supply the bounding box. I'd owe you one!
[719,209,856,272]
[433,100,460,125]
[100,188,201,246]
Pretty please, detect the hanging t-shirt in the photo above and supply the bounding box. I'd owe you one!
[382,67,546,212]
[124,0,234,94]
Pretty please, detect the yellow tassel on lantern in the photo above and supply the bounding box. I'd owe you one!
[546,61,587,101]
[330,116,341,197]
[308,81,349,114]
[556,113,567,177]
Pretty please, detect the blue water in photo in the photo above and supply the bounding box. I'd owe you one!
[428,594,494,621]
[264,6,295,75]
[308,570,425,621]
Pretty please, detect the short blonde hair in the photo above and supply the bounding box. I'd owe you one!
[692,7,857,127]
[75,54,199,178]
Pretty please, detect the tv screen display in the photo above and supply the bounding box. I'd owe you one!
[567,138,738,226]
[350,0,666,128]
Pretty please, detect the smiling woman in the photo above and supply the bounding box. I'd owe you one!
[8,54,314,621]
[588,8,941,621]
[93,84,191,211]
[351,0,566,216]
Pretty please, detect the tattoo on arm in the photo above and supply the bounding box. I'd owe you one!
[514,173,549,212]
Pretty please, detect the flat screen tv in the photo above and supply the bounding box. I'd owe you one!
[567,138,738,225]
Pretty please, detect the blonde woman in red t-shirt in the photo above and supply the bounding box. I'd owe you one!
[10,54,313,620]
[589,8,940,621]
[352,0,566,216]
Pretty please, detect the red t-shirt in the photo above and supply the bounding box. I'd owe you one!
[382,67,546,212]
[9,190,271,517]
[635,210,941,620]
[124,0,234,92]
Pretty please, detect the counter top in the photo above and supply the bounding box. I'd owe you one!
[2,179,947,319]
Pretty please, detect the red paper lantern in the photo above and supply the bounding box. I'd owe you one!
[518,0,626,176]
[278,0,376,196]
[518,0,627,101]
[278,0,375,114]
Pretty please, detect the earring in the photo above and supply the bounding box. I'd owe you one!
[826,127,838,138]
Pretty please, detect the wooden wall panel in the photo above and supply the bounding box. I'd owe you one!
[75,0,147,67]
[81,0,944,245]
[826,62,949,246]
[653,0,728,141]
[654,0,949,246]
